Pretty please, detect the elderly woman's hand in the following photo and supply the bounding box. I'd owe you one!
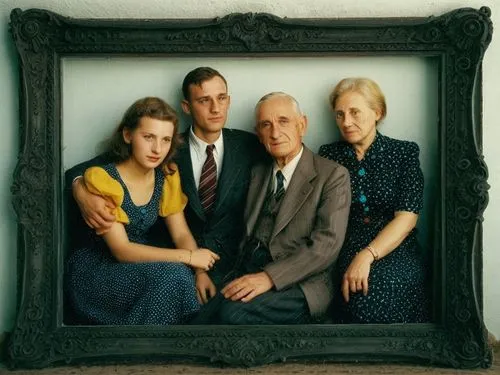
[342,248,375,302]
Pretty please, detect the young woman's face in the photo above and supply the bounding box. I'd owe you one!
[123,116,175,170]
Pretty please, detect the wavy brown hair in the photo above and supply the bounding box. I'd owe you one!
[105,97,181,174]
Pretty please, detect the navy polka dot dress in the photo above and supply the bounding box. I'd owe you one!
[319,132,430,323]
[66,163,200,325]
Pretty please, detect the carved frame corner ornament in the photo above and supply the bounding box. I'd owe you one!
[8,6,493,369]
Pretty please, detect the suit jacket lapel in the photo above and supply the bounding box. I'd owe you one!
[271,147,316,240]
[176,131,205,219]
[244,163,273,237]
[213,129,245,215]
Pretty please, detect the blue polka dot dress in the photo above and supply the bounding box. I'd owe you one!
[319,132,430,323]
[65,163,200,325]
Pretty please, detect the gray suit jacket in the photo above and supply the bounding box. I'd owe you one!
[243,146,351,318]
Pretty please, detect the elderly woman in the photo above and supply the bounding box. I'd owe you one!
[318,78,429,323]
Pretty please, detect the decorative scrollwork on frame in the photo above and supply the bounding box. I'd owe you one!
[436,10,492,369]
[10,8,62,53]
[8,7,60,370]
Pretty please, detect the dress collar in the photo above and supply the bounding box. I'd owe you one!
[343,131,385,161]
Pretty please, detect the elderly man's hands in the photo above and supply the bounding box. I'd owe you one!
[221,272,274,302]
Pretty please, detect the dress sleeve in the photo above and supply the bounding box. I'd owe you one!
[159,169,188,217]
[83,167,129,224]
[394,142,424,213]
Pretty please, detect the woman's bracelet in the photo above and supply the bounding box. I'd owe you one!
[365,245,379,261]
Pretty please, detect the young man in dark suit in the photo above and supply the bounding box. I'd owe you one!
[67,67,264,304]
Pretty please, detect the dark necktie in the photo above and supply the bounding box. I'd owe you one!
[275,170,285,201]
[199,144,217,214]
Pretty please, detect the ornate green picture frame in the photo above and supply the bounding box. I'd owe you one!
[8,6,492,369]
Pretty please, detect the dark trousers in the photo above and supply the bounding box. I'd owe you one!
[217,284,310,324]
[189,238,311,325]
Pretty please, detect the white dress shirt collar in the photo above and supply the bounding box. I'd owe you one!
[189,127,224,159]
[189,127,224,189]
[272,146,304,192]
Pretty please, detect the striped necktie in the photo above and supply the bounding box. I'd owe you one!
[275,170,285,201]
[198,144,217,214]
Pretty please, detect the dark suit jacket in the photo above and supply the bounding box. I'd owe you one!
[65,128,265,286]
[174,128,265,284]
[242,146,351,318]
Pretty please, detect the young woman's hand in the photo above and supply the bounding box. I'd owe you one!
[188,249,220,270]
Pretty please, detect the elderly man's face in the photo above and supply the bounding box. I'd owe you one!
[256,96,307,168]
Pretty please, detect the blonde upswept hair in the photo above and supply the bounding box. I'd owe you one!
[329,78,387,124]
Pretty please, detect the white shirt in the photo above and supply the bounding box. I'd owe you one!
[272,146,304,194]
[189,127,224,189]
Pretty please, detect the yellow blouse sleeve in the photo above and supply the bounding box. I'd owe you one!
[159,169,188,217]
[83,167,129,224]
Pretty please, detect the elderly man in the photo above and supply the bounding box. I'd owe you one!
[199,92,351,324]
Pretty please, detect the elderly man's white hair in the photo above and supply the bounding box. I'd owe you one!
[254,92,303,116]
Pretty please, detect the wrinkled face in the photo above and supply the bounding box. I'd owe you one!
[334,91,381,146]
[181,76,230,141]
[256,96,307,165]
[123,116,174,171]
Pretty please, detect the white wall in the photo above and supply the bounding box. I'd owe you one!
[1,0,499,340]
